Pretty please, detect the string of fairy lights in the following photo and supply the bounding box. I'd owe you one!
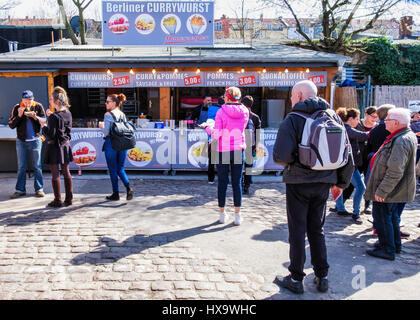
[106,67,311,75]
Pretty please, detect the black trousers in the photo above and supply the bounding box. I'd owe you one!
[208,144,216,182]
[286,183,330,281]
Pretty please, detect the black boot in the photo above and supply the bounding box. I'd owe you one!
[48,178,62,208]
[64,177,73,207]
[106,192,120,201]
[126,184,134,201]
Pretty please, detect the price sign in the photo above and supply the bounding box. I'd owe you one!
[184,75,201,86]
[238,75,256,86]
[113,76,130,87]
[308,74,325,86]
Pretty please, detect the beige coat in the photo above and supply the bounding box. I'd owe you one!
[365,128,417,203]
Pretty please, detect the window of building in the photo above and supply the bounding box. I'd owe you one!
[215,22,222,31]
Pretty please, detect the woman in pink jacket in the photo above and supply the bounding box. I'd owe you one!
[203,87,249,225]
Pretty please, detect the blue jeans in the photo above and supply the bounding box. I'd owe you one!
[104,138,130,193]
[372,202,404,255]
[217,150,244,208]
[15,139,43,193]
[336,168,366,215]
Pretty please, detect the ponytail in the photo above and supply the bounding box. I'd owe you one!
[336,107,360,122]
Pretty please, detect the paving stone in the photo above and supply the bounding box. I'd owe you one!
[215,283,241,292]
[152,292,174,300]
[174,290,199,299]
[94,273,124,281]
[185,273,207,282]
[102,282,131,291]
[208,273,224,282]
[173,281,194,290]
[121,292,149,300]
[138,273,162,281]
[151,281,173,291]
[198,290,225,299]
[130,282,151,291]
[163,273,185,281]
[224,274,248,283]
[194,282,216,290]
[13,292,39,300]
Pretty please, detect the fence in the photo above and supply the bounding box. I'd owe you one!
[374,86,420,109]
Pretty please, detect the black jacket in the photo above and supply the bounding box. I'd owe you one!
[8,102,46,142]
[367,121,389,154]
[250,111,261,149]
[273,97,354,189]
[344,124,369,168]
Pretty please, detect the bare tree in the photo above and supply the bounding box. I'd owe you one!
[229,0,265,43]
[57,0,79,45]
[71,0,94,44]
[260,0,403,53]
[0,0,22,18]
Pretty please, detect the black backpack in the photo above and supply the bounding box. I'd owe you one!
[109,111,136,151]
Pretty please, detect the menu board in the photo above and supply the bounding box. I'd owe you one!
[68,71,328,88]
[102,0,214,47]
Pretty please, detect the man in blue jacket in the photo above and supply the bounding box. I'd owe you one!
[273,80,353,294]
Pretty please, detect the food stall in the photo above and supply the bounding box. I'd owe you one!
[0,11,351,173]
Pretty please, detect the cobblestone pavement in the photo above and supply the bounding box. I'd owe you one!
[0,174,419,300]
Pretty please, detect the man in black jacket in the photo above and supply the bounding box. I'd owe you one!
[8,90,46,198]
[273,80,354,294]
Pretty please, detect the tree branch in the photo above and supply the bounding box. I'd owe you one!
[283,0,321,50]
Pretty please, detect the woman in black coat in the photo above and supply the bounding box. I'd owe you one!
[40,86,73,208]
[335,108,369,224]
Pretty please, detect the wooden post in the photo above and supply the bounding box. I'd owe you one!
[51,31,54,48]
[159,87,171,121]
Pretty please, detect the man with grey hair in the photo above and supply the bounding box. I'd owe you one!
[365,108,417,261]
[273,80,353,294]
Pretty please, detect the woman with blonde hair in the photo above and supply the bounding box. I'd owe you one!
[41,86,73,207]
[201,87,249,225]
[98,93,134,201]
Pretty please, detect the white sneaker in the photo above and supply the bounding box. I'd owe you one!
[208,181,215,185]
[219,212,228,224]
[234,213,242,226]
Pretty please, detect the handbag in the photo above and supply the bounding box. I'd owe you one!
[109,111,136,151]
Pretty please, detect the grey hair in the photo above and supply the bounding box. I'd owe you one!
[387,108,411,126]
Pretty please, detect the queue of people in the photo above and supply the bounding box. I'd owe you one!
[7,83,419,296]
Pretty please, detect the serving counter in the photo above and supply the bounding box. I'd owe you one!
[0,126,283,174]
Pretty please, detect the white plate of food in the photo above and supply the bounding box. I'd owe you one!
[188,141,208,168]
[135,14,155,35]
[127,141,154,167]
[108,14,130,34]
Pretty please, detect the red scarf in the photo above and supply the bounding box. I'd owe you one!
[370,127,406,170]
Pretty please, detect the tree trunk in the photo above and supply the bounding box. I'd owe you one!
[57,0,79,45]
[78,7,87,45]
